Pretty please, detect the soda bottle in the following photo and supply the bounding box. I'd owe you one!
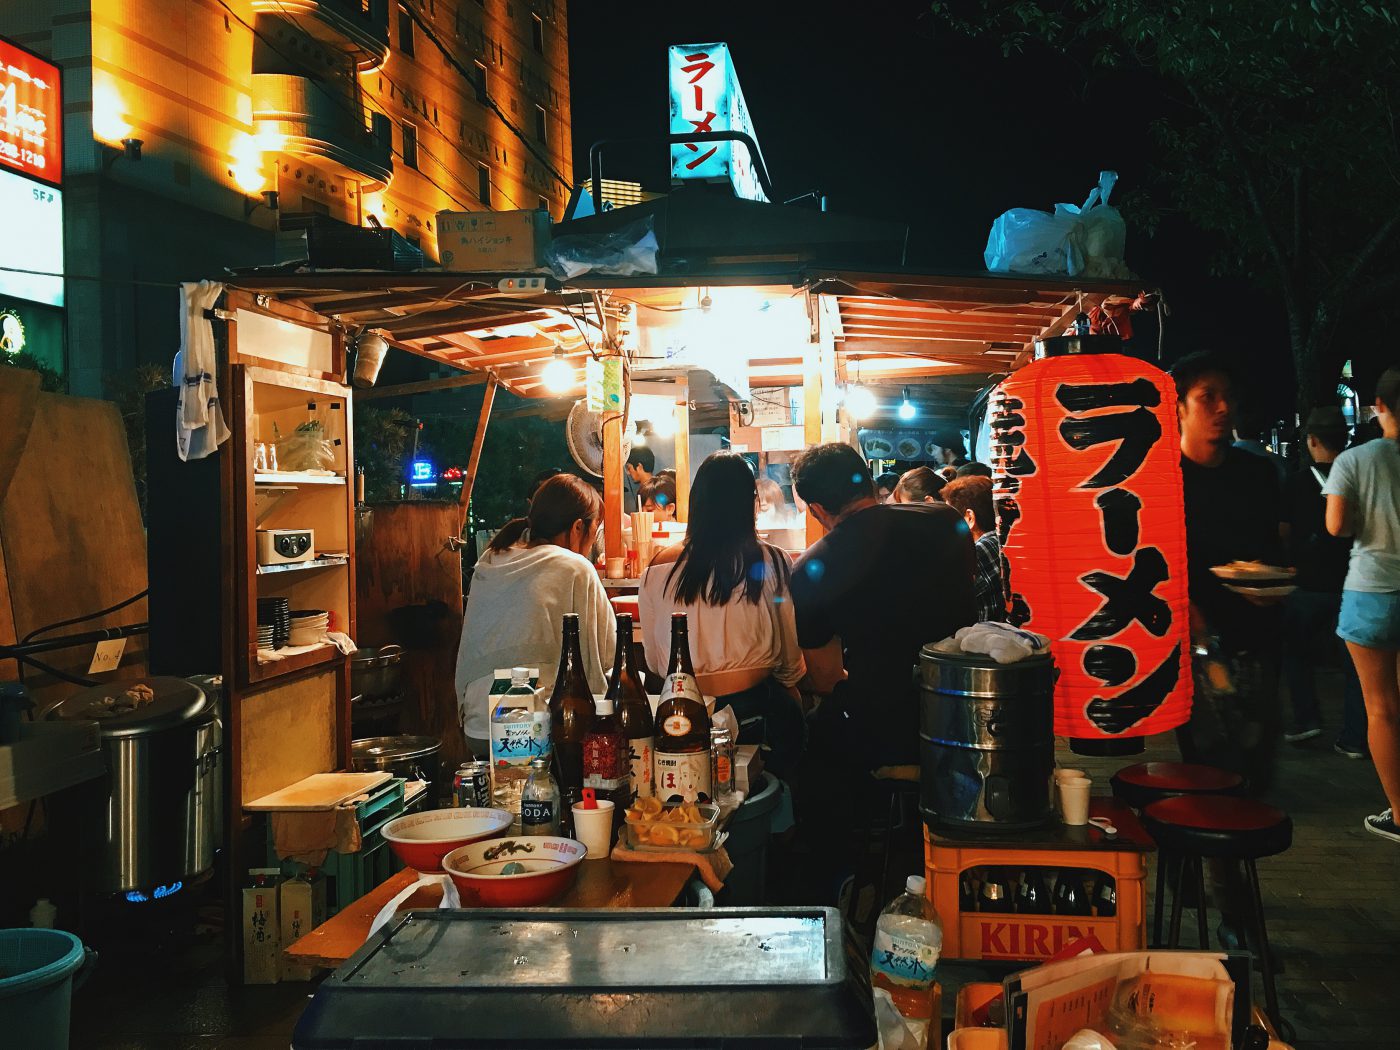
[870,875,944,1041]
[1092,873,1117,917]
[607,613,654,801]
[490,667,550,822]
[978,867,1014,914]
[548,613,595,801]
[1016,867,1051,914]
[583,692,631,839]
[520,757,560,836]
[653,613,711,803]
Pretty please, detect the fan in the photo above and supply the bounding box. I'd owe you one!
[565,400,632,478]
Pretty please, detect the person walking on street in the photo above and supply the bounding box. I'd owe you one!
[1325,366,1400,843]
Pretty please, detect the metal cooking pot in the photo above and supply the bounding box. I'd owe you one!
[351,734,441,788]
[45,676,221,893]
[350,645,403,700]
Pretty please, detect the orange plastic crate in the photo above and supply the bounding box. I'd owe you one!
[925,798,1152,963]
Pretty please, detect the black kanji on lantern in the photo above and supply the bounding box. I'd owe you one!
[1071,546,1172,640]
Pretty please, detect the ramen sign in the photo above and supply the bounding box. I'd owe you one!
[0,37,62,186]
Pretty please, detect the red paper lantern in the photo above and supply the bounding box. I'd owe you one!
[989,339,1191,742]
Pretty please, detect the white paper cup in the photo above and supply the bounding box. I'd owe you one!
[1059,777,1092,826]
[571,799,615,860]
[605,556,626,579]
[1054,767,1086,783]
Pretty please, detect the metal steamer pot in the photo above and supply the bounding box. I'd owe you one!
[351,735,441,788]
[917,647,1055,830]
[46,676,221,894]
[350,644,404,700]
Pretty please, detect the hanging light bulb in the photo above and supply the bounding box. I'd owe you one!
[541,349,573,393]
[845,385,877,419]
[897,386,917,421]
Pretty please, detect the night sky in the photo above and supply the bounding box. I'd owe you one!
[567,0,1293,417]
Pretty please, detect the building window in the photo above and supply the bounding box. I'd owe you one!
[477,164,492,206]
[537,194,549,217]
[401,122,418,169]
[398,4,415,56]
[473,60,489,103]
[531,13,545,54]
[533,104,547,144]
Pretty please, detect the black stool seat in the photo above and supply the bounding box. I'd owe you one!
[1111,761,1245,810]
[1143,795,1292,860]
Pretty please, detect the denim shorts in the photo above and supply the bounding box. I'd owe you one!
[1337,589,1400,650]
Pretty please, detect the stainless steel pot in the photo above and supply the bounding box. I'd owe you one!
[351,734,441,787]
[350,645,404,700]
[45,676,221,893]
[917,647,1055,830]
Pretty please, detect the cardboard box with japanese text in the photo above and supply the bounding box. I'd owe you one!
[242,869,282,984]
[437,209,550,272]
[279,872,327,981]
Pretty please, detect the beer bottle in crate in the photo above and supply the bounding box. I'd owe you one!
[959,870,979,913]
[978,867,1014,914]
[547,613,595,801]
[1092,873,1117,917]
[607,613,654,802]
[1016,867,1051,914]
[1055,869,1093,916]
[653,613,711,803]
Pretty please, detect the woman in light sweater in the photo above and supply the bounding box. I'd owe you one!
[456,474,615,757]
[639,451,806,777]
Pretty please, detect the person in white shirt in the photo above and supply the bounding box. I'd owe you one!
[639,451,806,777]
[455,474,615,757]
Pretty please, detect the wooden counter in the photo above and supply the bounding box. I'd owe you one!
[284,857,698,971]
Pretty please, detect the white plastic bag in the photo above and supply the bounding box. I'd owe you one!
[1056,171,1129,279]
[984,171,1128,279]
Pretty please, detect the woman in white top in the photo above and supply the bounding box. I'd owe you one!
[640,451,806,777]
[455,474,616,757]
[1326,366,1400,844]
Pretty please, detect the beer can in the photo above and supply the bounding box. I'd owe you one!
[455,760,491,808]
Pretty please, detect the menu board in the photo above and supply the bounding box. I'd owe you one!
[0,37,62,186]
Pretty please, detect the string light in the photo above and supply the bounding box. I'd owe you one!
[541,349,573,393]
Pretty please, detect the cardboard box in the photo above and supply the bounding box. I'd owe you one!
[734,744,764,795]
[242,869,282,984]
[437,209,550,272]
[279,872,328,981]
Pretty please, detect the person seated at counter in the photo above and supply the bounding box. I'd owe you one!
[756,475,786,519]
[454,474,616,758]
[874,471,900,503]
[892,466,945,504]
[625,446,656,511]
[788,443,976,882]
[640,474,678,522]
[639,451,806,777]
[941,475,1006,622]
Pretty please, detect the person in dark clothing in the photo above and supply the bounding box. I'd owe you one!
[874,471,901,503]
[932,429,969,468]
[942,476,1006,622]
[1172,352,1287,793]
[1282,407,1368,754]
[955,461,993,479]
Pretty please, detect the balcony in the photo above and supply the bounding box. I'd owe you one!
[251,0,389,71]
[253,73,393,190]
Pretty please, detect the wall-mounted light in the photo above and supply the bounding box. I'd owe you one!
[102,137,144,170]
[229,132,267,194]
[897,386,917,421]
[92,78,131,143]
[844,385,877,419]
[541,348,573,393]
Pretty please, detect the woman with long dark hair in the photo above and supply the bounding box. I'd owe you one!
[639,451,805,775]
[455,473,615,757]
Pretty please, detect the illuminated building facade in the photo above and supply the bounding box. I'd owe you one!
[0,0,572,395]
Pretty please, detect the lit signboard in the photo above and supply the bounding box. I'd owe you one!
[668,42,768,203]
[0,168,63,307]
[0,37,61,186]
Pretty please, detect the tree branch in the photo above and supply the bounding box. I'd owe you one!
[1330,203,1400,298]
[1347,268,1400,309]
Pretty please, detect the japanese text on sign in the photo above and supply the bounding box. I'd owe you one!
[667,42,768,202]
[0,37,62,186]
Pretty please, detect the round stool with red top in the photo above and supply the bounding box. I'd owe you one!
[1142,794,1293,1036]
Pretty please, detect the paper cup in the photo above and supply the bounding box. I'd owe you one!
[605,556,626,579]
[571,799,615,860]
[1059,777,1092,826]
[1054,768,1086,784]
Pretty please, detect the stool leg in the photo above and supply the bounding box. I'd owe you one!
[1194,856,1210,950]
[1168,855,1188,948]
[1244,858,1286,1036]
[1153,851,1168,948]
[878,788,900,906]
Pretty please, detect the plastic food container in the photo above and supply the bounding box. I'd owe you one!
[624,802,719,851]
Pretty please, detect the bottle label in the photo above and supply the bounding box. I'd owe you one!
[628,736,654,798]
[870,928,939,989]
[490,720,551,768]
[654,749,711,803]
[583,773,629,791]
[521,799,555,829]
[661,713,692,737]
[660,672,702,705]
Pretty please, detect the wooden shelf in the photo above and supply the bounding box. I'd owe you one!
[255,472,345,486]
[256,555,349,576]
[249,642,344,683]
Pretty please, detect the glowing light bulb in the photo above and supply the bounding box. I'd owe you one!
[845,385,877,419]
[651,410,677,438]
[542,353,574,393]
[897,386,916,421]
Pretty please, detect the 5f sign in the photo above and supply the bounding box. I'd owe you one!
[668,42,768,203]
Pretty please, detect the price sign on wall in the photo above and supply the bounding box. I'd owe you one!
[0,37,62,187]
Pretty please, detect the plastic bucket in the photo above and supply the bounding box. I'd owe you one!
[717,774,783,905]
[0,929,95,1050]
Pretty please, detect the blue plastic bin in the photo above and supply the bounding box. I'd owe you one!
[0,928,95,1050]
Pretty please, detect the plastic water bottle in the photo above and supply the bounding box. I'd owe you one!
[490,667,551,822]
[870,875,943,1022]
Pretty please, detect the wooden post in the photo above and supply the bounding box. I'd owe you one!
[602,382,624,562]
[803,329,826,547]
[674,380,690,523]
[456,373,498,538]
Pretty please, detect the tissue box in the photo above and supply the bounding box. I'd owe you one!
[734,744,764,794]
[437,209,550,272]
[280,872,327,981]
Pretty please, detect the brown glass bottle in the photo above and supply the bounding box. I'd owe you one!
[607,613,654,801]
[653,613,711,803]
[547,613,595,806]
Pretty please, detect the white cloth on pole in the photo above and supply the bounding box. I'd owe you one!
[175,280,230,461]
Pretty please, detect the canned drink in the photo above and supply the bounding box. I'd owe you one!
[709,726,735,797]
[455,760,491,808]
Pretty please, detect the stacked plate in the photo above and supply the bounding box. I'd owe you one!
[289,608,329,647]
[256,624,275,652]
[1210,561,1298,599]
[257,596,291,650]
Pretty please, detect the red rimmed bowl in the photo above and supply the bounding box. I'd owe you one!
[442,836,586,906]
[381,807,512,873]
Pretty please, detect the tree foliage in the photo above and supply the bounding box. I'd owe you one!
[932,0,1400,409]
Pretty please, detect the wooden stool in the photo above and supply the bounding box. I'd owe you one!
[1142,795,1293,1037]
[1110,761,1244,946]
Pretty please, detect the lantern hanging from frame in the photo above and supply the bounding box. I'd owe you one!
[989,335,1191,745]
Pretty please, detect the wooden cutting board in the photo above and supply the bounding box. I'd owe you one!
[244,771,391,811]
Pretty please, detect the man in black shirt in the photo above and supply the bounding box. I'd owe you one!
[1173,353,1286,792]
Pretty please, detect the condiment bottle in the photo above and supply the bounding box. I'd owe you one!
[582,692,630,840]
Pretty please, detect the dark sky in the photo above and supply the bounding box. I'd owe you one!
[567,0,1293,415]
